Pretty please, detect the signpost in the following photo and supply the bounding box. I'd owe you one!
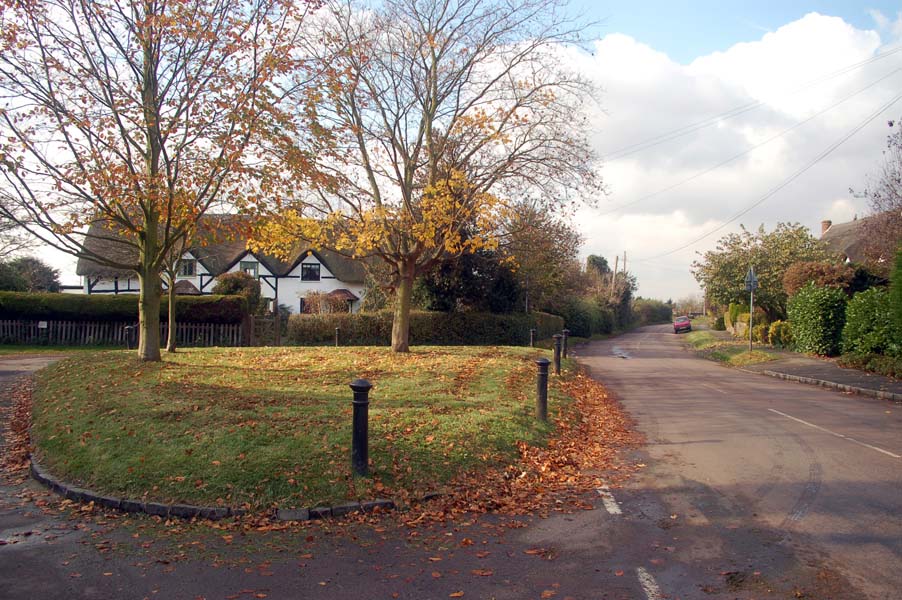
[745,266,758,355]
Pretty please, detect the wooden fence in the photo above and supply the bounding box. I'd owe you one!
[0,320,245,347]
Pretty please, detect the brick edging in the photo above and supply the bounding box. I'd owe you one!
[30,459,398,521]
[759,370,902,402]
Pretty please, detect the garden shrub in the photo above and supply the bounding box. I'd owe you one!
[842,287,899,357]
[287,311,565,346]
[727,303,748,329]
[752,322,769,344]
[787,282,846,355]
[892,248,902,334]
[712,315,726,331]
[211,272,264,313]
[768,320,793,348]
[0,291,248,323]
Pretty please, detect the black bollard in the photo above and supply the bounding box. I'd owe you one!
[335,327,340,347]
[529,328,536,348]
[124,325,137,350]
[552,334,562,376]
[562,329,570,358]
[349,378,372,477]
[535,358,550,422]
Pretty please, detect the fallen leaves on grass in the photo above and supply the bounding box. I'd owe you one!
[400,371,641,525]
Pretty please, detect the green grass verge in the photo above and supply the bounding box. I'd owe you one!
[31,346,574,510]
[684,331,778,367]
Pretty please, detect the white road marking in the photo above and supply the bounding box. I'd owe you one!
[595,485,622,515]
[699,382,727,395]
[636,566,663,599]
[768,408,901,459]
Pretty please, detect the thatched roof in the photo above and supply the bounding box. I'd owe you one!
[821,217,870,264]
[76,216,366,284]
[172,280,202,295]
[327,288,360,301]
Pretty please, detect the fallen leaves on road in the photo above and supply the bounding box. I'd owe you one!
[0,379,35,483]
[397,371,640,526]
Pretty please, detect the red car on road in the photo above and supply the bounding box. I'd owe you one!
[673,316,692,334]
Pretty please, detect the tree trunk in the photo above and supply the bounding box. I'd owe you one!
[138,267,162,362]
[166,273,177,353]
[391,261,414,352]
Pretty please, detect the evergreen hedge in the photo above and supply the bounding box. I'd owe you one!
[787,283,846,356]
[892,248,902,335]
[842,287,900,357]
[0,291,248,324]
[287,310,564,346]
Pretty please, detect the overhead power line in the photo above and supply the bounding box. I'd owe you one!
[635,89,902,262]
[597,66,902,217]
[601,44,902,161]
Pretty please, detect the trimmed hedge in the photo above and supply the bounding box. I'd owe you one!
[547,297,615,338]
[0,291,248,324]
[892,248,902,334]
[842,287,900,357]
[787,283,846,356]
[287,310,564,346]
[712,315,726,330]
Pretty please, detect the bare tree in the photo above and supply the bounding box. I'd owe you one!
[0,0,321,360]
[254,0,600,351]
[861,119,902,274]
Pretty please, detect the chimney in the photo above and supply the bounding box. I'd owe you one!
[821,220,832,236]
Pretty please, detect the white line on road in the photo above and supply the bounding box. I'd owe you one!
[595,486,622,515]
[699,382,727,395]
[768,408,901,459]
[636,567,663,600]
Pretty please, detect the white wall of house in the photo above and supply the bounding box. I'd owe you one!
[79,251,365,313]
[276,254,365,314]
[82,274,140,294]
[175,251,213,293]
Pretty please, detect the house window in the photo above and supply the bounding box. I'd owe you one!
[301,263,320,281]
[240,260,258,278]
[178,259,196,277]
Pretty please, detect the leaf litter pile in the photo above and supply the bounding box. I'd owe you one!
[18,346,639,524]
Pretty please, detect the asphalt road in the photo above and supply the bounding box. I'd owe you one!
[575,324,902,599]
[1,333,900,600]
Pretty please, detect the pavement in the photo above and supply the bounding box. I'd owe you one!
[741,353,902,401]
[696,328,902,402]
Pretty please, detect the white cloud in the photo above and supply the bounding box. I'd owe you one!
[574,13,899,300]
[869,9,902,40]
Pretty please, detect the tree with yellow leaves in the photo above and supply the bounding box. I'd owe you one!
[255,0,600,351]
[0,0,323,361]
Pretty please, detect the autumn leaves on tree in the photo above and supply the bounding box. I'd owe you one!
[0,0,600,358]
[0,0,325,360]
[253,0,599,352]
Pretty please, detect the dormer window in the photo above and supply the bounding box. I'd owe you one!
[240,260,259,278]
[301,263,320,281]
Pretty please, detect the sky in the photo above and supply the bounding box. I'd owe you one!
[564,1,902,301]
[39,1,902,301]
